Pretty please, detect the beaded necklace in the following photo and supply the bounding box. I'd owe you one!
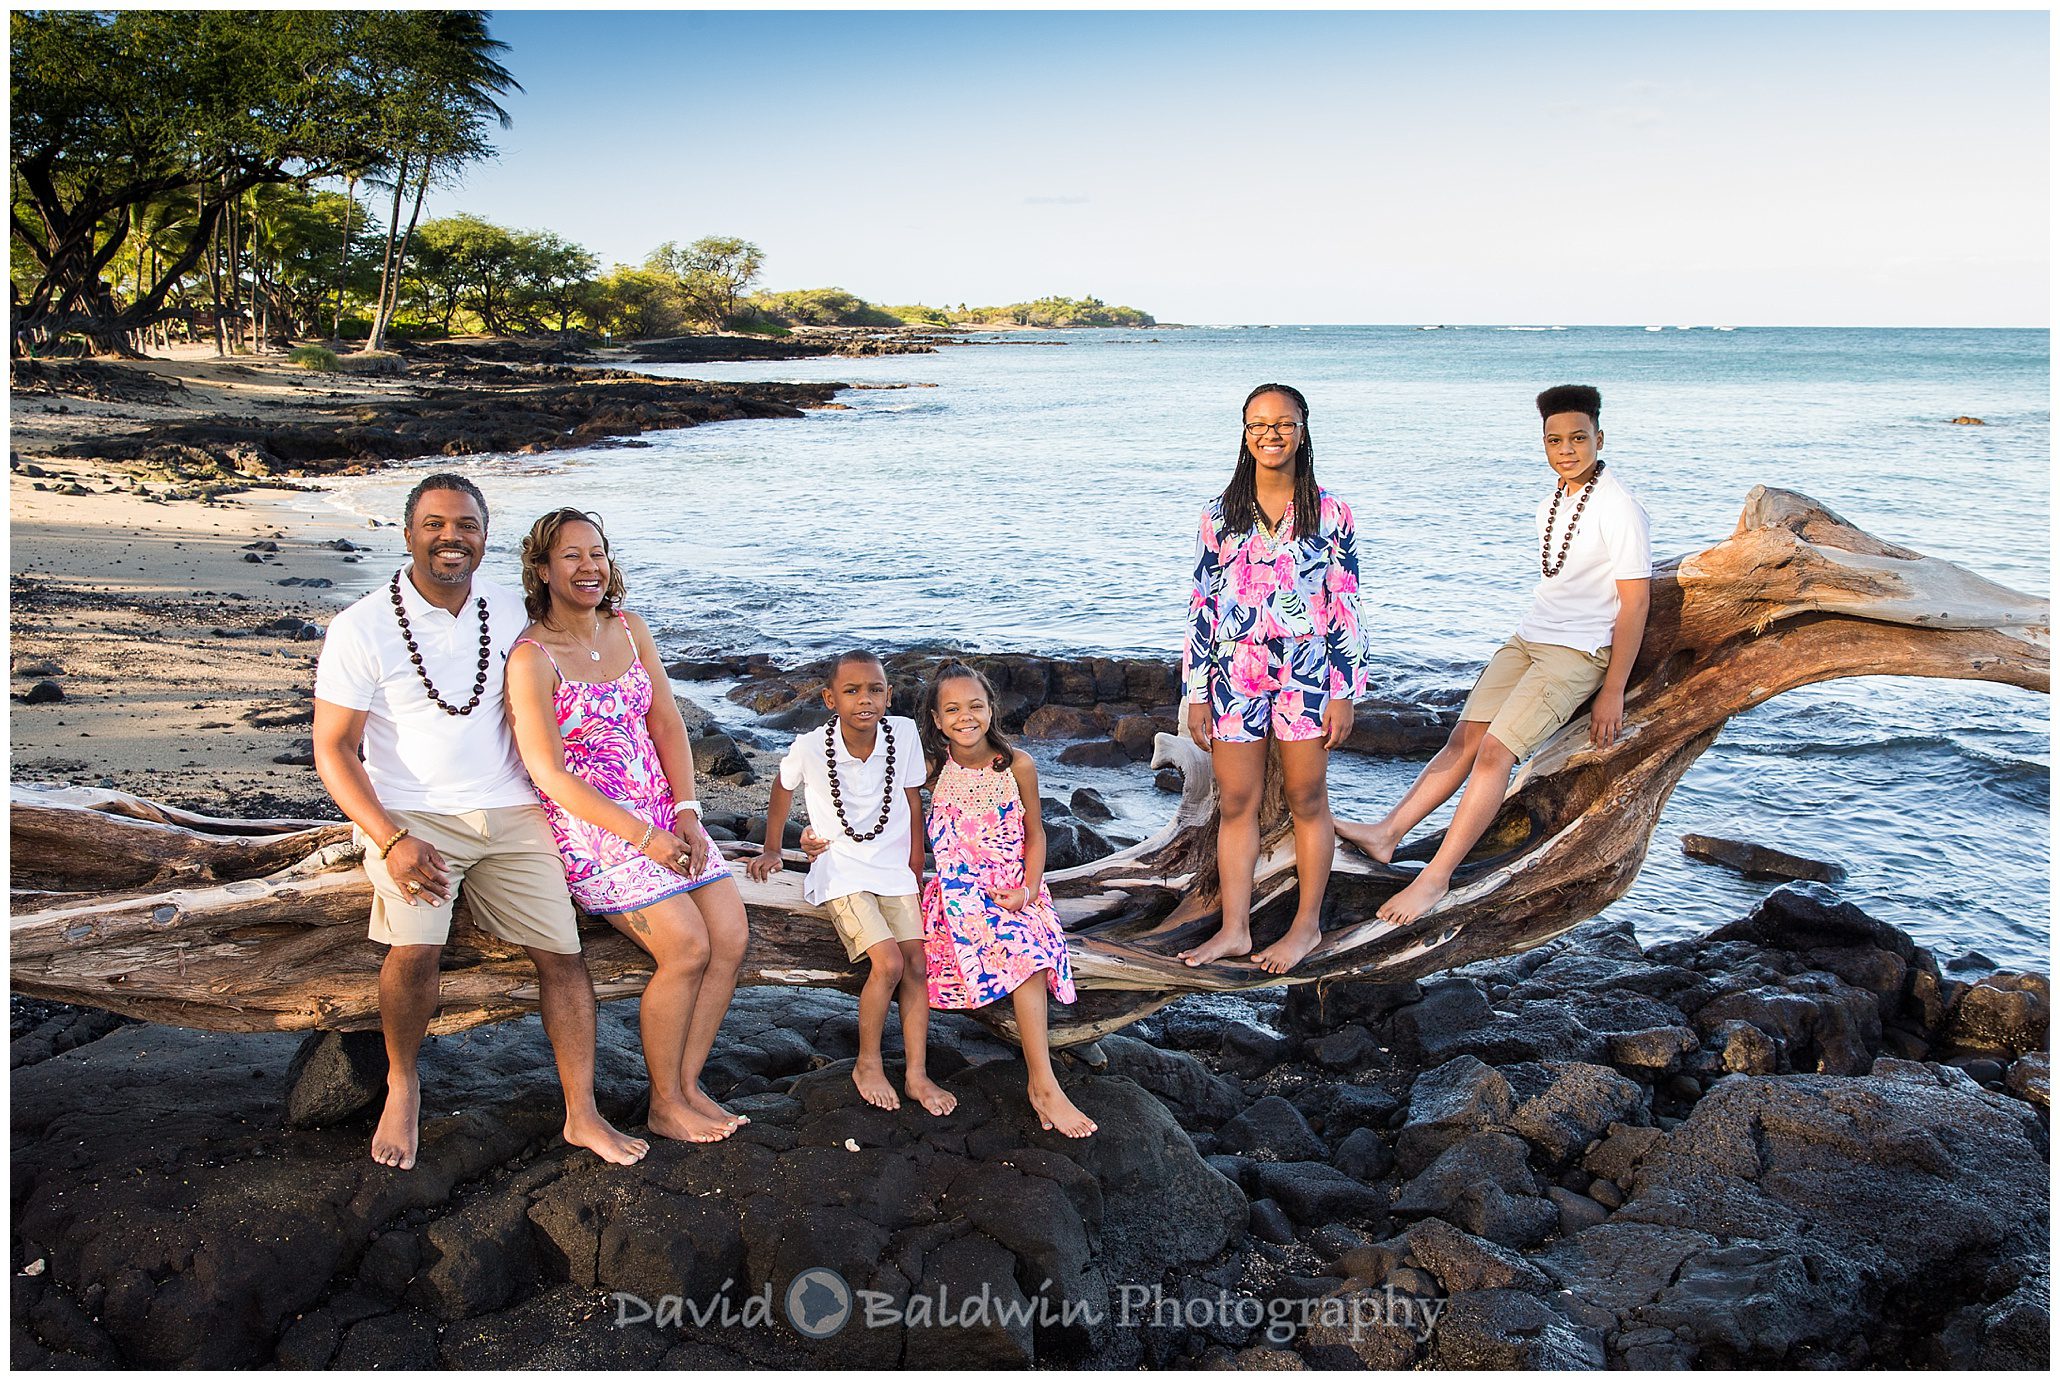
[825,719,896,841]
[1252,499,1295,559]
[389,570,491,715]
[1541,460,1606,579]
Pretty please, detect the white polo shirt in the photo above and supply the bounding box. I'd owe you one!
[1516,467,1652,656]
[777,715,924,906]
[313,567,536,812]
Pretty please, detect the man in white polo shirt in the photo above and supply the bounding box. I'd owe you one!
[312,472,647,1172]
[1339,384,1651,924]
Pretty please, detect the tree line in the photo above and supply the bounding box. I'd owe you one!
[8,10,1152,357]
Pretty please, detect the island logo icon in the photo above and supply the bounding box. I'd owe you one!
[784,1267,852,1338]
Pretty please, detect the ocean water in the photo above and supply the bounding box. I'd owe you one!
[326,326,2051,967]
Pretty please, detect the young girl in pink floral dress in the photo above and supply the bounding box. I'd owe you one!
[506,509,748,1147]
[918,664,1094,1138]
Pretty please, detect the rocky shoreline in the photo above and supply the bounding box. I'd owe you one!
[672,647,1463,765]
[10,886,2048,1369]
[624,327,962,363]
[17,355,843,486]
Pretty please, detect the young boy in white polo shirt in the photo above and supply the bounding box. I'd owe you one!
[1339,384,1651,924]
[744,651,955,1116]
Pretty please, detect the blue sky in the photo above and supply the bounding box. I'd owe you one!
[417,10,2049,326]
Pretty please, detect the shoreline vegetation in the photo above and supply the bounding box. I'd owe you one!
[12,9,1152,362]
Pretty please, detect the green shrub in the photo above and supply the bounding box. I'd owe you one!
[885,303,952,327]
[722,306,792,337]
[287,344,339,371]
[747,288,904,328]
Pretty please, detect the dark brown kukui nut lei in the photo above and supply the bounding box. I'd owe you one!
[390,570,491,715]
[1542,458,1605,579]
[825,719,896,840]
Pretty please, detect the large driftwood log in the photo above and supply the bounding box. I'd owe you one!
[10,489,2048,1045]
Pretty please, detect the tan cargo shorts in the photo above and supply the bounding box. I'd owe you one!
[1459,635,1613,760]
[357,804,580,954]
[822,890,923,963]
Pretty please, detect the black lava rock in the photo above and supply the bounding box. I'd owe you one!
[283,1029,389,1128]
[1216,1096,1326,1163]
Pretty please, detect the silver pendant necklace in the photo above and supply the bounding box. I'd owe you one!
[567,616,606,661]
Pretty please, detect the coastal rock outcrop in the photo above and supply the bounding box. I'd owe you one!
[684,648,1458,761]
[11,991,1241,1369]
[10,892,2048,1370]
[628,329,952,364]
[48,374,844,479]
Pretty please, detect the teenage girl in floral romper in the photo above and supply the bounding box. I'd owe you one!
[1178,384,1371,974]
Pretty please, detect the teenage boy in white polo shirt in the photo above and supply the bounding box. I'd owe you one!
[1339,384,1651,924]
[745,651,955,1116]
[313,473,648,1172]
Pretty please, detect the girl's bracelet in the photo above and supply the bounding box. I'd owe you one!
[377,827,410,859]
[635,822,657,852]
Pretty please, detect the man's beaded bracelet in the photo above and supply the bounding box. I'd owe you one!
[378,827,410,859]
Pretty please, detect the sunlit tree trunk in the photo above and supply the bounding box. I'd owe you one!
[366,153,411,352]
[332,173,357,339]
[204,184,226,356]
[370,158,431,350]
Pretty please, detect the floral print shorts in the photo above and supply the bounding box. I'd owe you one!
[1209,636,1330,743]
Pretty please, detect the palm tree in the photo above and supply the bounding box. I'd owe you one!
[364,11,518,351]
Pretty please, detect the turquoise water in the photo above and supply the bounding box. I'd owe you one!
[330,326,2051,966]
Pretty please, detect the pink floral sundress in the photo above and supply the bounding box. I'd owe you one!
[516,616,729,915]
[921,756,1077,1010]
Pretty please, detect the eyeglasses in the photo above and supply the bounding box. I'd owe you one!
[1244,421,1303,438]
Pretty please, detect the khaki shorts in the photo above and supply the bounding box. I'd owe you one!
[1459,635,1613,760]
[357,804,581,954]
[822,891,923,963]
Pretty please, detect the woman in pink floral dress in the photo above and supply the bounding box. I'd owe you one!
[506,509,747,1146]
[918,664,1093,1137]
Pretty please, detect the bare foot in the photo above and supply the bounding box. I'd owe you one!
[1028,1080,1097,1138]
[853,1057,901,1110]
[1336,820,1399,864]
[371,1075,420,1170]
[648,1098,739,1145]
[564,1112,650,1165]
[685,1085,747,1127]
[1251,922,1324,975]
[1179,924,1252,968]
[1142,891,1218,937]
[904,1071,958,1116]
[1377,871,1451,925]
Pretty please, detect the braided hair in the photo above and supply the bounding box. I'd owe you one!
[1219,382,1322,540]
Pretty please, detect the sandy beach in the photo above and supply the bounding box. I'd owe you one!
[8,347,797,821]
[12,462,377,816]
